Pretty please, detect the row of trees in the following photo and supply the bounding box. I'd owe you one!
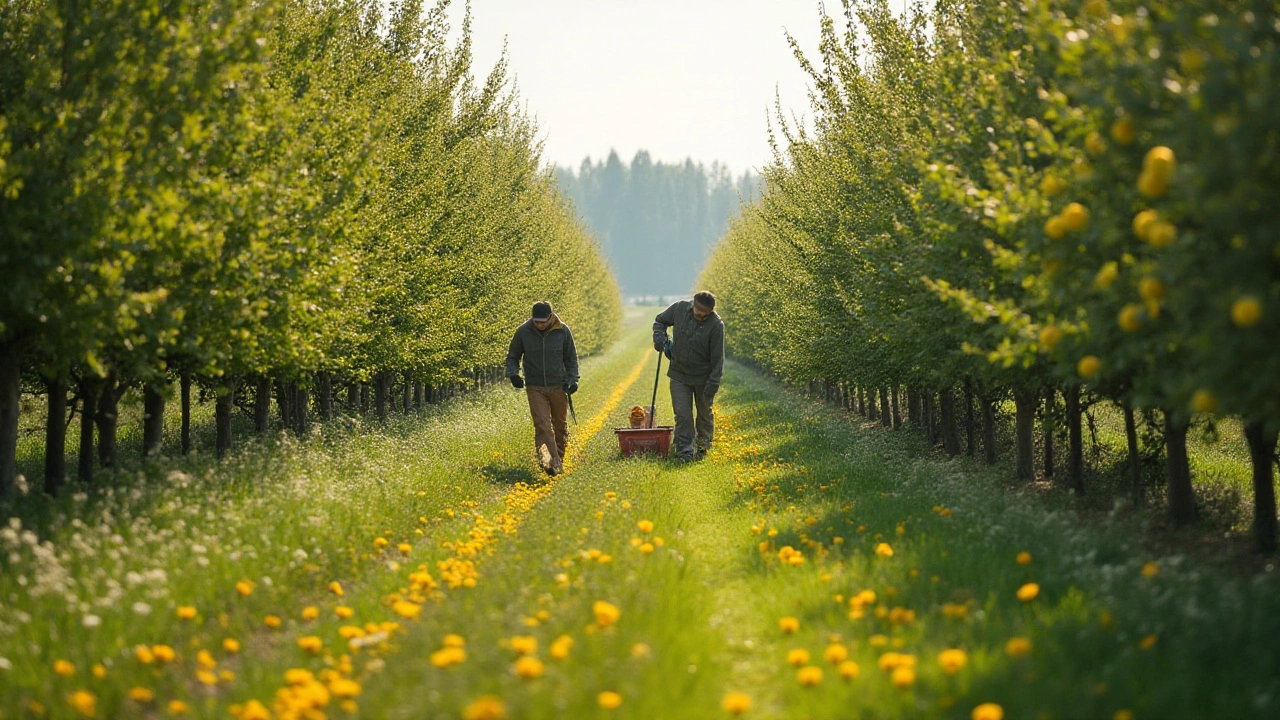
[700,0,1279,550]
[0,0,620,494]
[554,151,759,297]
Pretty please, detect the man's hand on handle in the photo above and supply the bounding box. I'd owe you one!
[510,375,524,389]
[564,381,578,395]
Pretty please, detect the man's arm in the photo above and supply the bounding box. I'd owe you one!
[563,328,580,384]
[652,302,679,350]
[505,330,523,379]
[705,322,725,394]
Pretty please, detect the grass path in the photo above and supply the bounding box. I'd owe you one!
[5,313,1280,719]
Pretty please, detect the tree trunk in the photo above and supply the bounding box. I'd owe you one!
[906,388,919,428]
[1164,414,1196,526]
[276,378,291,431]
[1124,402,1142,505]
[879,387,891,428]
[923,394,936,446]
[360,383,369,414]
[1013,389,1036,480]
[867,387,878,422]
[855,386,864,416]
[96,378,120,469]
[375,373,389,421]
[939,388,962,456]
[44,377,68,494]
[964,380,976,457]
[1042,388,1055,478]
[0,345,20,495]
[1243,420,1277,553]
[1066,386,1084,495]
[403,374,412,413]
[254,376,271,434]
[891,386,902,429]
[78,377,97,483]
[980,392,998,465]
[180,372,192,455]
[318,372,332,422]
[216,377,235,459]
[295,385,309,433]
[143,383,165,458]
[347,380,359,412]
[414,381,424,409]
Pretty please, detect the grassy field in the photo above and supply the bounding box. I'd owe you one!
[3,311,1279,719]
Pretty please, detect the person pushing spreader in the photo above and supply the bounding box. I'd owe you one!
[652,291,724,461]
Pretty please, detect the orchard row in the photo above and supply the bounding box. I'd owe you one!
[0,0,620,492]
[701,0,1279,549]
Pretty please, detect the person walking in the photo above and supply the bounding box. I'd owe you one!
[653,291,724,461]
[506,301,579,476]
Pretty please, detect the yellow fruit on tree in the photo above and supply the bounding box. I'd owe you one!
[1117,304,1142,332]
[1137,169,1168,199]
[1094,262,1119,289]
[1077,355,1102,378]
[1039,175,1066,197]
[1110,117,1136,145]
[1132,209,1158,239]
[1145,220,1176,248]
[1061,203,1089,231]
[1038,325,1063,350]
[1191,389,1219,415]
[1231,297,1261,328]
[1044,215,1068,240]
[1138,277,1165,302]
[1085,132,1106,156]
[1143,146,1177,181]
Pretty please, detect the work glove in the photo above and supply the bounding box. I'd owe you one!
[705,384,718,402]
[654,338,666,353]
[564,381,578,395]
[509,375,524,389]
[663,339,673,360]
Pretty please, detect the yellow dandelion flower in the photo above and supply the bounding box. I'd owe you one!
[1141,562,1159,578]
[1113,711,1133,720]
[151,645,175,663]
[593,601,620,628]
[329,581,344,596]
[513,656,544,679]
[67,690,97,717]
[597,691,623,709]
[721,692,752,715]
[1016,552,1032,565]
[54,660,75,676]
[938,649,967,675]
[168,700,191,715]
[639,543,654,554]
[128,687,154,703]
[637,520,654,533]
[797,665,823,686]
[298,636,323,654]
[223,639,241,654]
[972,703,1004,720]
[875,543,894,558]
[824,644,848,664]
[265,615,282,629]
[374,537,389,549]
[892,666,916,688]
[463,696,506,717]
[238,700,271,720]
[330,678,362,698]
[301,606,321,621]
[838,660,860,679]
[1005,637,1032,658]
[786,648,811,666]
[444,634,466,648]
[91,664,106,679]
[235,580,253,596]
[550,635,574,660]
[1016,583,1040,602]
[393,600,422,620]
[430,647,466,667]
[134,645,155,664]
[1139,634,1157,650]
[510,635,538,655]
[398,543,413,556]
[778,616,800,634]
[335,606,354,619]
[196,670,217,686]
[177,606,197,620]
[869,634,889,648]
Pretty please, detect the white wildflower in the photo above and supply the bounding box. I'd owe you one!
[82,614,101,628]
[132,602,152,615]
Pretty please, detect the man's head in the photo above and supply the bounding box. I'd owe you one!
[692,291,716,321]
[531,301,553,330]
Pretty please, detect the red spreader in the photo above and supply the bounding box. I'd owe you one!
[615,348,673,458]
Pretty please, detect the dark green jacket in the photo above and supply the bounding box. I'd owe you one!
[506,314,579,388]
[653,300,725,390]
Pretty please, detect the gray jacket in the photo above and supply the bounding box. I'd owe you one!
[506,313,579,388]
[653,300,725,391]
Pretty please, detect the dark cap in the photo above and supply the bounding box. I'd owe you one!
[531,301,553,321]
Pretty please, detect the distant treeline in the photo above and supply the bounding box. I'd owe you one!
[555,152,759,297]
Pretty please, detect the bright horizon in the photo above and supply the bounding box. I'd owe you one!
[461,0,829,176]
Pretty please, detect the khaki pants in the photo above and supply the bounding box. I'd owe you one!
[526,385,569,471]
[670,379,714,459]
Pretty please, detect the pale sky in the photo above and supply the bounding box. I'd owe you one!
[461,0,829,175]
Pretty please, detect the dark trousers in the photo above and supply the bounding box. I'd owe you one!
[670,379,714,458]
[526,385,568,469]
